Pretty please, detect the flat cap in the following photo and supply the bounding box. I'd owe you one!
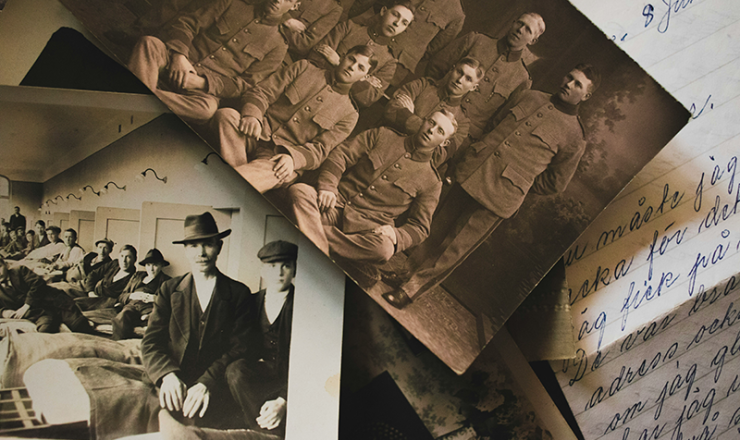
[258,240,298,263]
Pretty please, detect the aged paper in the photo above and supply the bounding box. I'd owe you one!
[555,0,740,438]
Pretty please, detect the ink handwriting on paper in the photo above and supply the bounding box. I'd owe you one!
[690,95,714,120]
[643,0,696,34]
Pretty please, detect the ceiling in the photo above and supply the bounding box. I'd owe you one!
[0,85,167,182]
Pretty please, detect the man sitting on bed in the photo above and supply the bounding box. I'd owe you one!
[142,212,253,429]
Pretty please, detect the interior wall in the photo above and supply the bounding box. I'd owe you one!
[41,114,277,290]
[6,180,43,229]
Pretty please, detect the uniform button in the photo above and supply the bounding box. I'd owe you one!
[404,153,411,158]
[210,55,216,59]
[347,200,352,205]
[391,38,396,42]
[504,140,511,146]
[492,67,499,73]
[548,104,554,110]
[419,6,426,10]
[370,185,376,190]
[255,18,260,23]
[244,29,251,33]
[500,56,505,61]
[196,63,202,67]
[382,175,388,180]
[232,38,238,42]
[359,193,364,197]
[293,117,299,122]
[484,77,490,82]
[525,121,532,126]
[304,106,311,112]
[465,98,470,102]
[394,163,401,168]
[515,131,521,136]
[537,112,543,118]
[494,151,501,157]
[221,47,227,51]
[317,96,323,102]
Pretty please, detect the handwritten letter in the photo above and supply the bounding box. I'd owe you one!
[556,0,740,438]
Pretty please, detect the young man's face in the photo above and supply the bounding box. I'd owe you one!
[335,53,372,84]
[26,232,34,243]
[8,230,17,241]
[118,250,136,271]
[184,238,222,274]
[265,0,299,16]
[261,259,297,292]
[146,262,163,278]
[557,69,593,105]
[416,112,455,150]
[47,229,59,243]
[446,63,481,98]
[97,242,112,259]
[378,5,414,37]
[35,223,45,236]
[63,231,76,247]
[13,207,19,215]
[507,14,541,51]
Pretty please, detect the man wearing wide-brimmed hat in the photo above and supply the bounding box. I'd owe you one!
[111,248,172,340]
[142,212,253,428]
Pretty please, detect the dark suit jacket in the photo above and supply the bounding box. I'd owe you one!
[142,271,253,390]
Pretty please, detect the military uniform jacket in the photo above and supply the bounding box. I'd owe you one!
[166,0,288,99]
[142,272,253,390]
[241,60,359,171]
[426,35,531,139]
[385,0,464,72]
[309,18,397,107]
[455,90,586,219]
[317,127,442,252]
[280,0,343,56]
[383,76,470,161]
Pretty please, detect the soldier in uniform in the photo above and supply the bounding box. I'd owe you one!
[425,12,545,157]
[382,57,484,165]
[211,46,375,193]
[279,0,343,60]
[127,0,298,123]
[308,1,415,107]
[382,64,600,309]
[284,110,457,269]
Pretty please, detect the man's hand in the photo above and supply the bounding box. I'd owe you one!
[88,291,99,298]
[238,116,262,139]
[129,291,155,302]
[10,304,30,319]
[183,383,210,418]
[317,190,337,212]
[373,224,397,245]
[314,44,341,66]
[180,71,207,92]
[272,154,295,182]
[282,18,307,33]
[256,397,287,430]
[168,53,196,89]
[394,94,415,112]
[159,372,187,412]
[363,75,383,88]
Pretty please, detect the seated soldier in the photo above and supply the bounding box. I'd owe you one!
[211,46,375,193]
[308,1,414,107]
[0,256,92,333]
[143,212,253,429]
[382,57,483,166]
[223,240,297,436]
[73,245,138,311]
[127,0,297,123]
[284,110,457,277]
[112,248,172,340]
[279,0,342,60]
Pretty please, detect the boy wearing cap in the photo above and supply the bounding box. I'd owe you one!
[142,212,253,428]
[225,240,297,435]
[112,248,173,340]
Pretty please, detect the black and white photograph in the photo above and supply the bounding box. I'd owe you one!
[0,86,345,439]
[48,0,689,373]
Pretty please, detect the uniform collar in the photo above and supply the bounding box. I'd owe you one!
[550,94,580,115]
[436,76,465,106]
[497,38,523,62]
[259,3,286,26]
[366,18,392,45]
[326,69,354,95]
[405,136,434,162]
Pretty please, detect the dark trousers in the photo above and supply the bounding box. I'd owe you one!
[112,302,153,340]
[225,359,286,437]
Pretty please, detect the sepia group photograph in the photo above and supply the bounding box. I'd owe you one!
[54,0,690,373]
[0,85,345,439]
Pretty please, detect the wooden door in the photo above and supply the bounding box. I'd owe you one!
[94,207,141,256]
[68,210,95,253]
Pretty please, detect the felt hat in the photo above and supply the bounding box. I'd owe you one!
[257,240,298,263]
[139,248,170,267]
[172,212,231,244]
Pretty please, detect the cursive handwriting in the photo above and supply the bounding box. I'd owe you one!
[690,95,713,120]
[686,232,733,297]
[620,270,679,330]
[644,0,696,34]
